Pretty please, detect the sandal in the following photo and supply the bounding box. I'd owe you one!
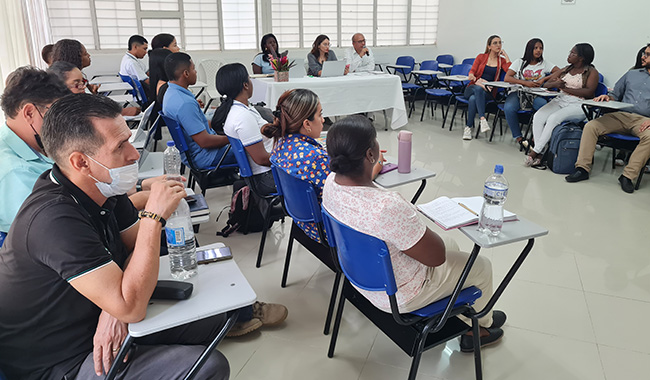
[524,155,535,167]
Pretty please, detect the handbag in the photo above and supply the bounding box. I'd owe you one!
[518,91,535,111]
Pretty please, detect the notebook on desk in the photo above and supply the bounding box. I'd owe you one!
[418,196,517,231]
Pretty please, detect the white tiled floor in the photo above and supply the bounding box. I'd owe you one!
[189,107,650,380]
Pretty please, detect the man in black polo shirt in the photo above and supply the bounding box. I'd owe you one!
[0,94,229,380]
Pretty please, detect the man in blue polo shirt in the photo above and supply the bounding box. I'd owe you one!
[0,67,70,234]
[162,52,236,170]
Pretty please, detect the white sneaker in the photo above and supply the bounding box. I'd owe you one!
[614,158,625,167]
[463,127,473,140]
[480,118,491,133]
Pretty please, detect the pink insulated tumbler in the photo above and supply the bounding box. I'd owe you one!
[397,130,412,173]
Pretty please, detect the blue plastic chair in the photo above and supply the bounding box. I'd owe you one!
[321,207,484,380]
[120,74,148,106]
[388,56,421,117]
[444,64,474,131]
[420,63,471,126]
[271,164,342,334]
[414,60,439,88]
[436,54,454,66]
[0,231,6,248]
[159,111,238,196]
[227,136,282,268]
[462,58,476,66]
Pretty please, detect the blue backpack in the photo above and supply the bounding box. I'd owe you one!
[547,121,584,174]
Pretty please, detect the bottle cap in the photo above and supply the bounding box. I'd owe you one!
[494,164,504,174]
[167,141,175,147]
[398,130,413,142]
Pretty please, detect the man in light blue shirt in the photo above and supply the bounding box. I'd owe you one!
[162,52,236,170]
[0,67,70,233]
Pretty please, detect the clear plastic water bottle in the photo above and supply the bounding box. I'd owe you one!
[166,199,198,279]
[163,141,182,182]
[478,164,509,236]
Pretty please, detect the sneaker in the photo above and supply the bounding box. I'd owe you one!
[489,310,507,329]
[565,168,590,183]
[479,118,491,134]
[459,327,504,353]
[614,158,625,167]
[463,127,473,140]
[226,318,263,337]
[252,301,288,326]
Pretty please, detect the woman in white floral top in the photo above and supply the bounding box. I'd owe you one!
[322,116,506,352]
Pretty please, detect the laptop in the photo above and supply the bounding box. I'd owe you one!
[289,59,306,79]
[320,60,346,78]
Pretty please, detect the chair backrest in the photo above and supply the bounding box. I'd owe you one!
[450,64,472,87]
[418,60,438,81]
[436,54,454,66]
[158,112,189,153]
[270,164,322,224]
[598,73,604,83]
[462,58,475,65]
[0,231,6,248]
[197,59,224,92]
[595,82,608,97]
[321,207,398,296]
[120,74,148,105]
[226,136,254,178]
[395,56,415,75]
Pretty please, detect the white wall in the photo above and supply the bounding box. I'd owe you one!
[437,0,650,86]
[84,0,649,87]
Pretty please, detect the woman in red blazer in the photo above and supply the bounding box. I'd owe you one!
[462,35,511,140]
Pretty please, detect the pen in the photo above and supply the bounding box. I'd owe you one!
[458,203,478,216]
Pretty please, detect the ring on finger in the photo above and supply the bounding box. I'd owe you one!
[112,348,120,352]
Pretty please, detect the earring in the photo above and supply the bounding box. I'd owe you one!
[370,158,376,164]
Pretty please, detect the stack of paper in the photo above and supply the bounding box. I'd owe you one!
[417,196,516,230]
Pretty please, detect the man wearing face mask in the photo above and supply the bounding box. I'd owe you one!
[0,93,230,379]
[0,66,70,236]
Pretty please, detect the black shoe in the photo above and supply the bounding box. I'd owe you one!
[618,175,634,193]
[490,310,507,329]
[565,168,589,183]
[459,327,504,353]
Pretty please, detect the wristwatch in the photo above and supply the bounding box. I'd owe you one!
[135,178,145,192]
[138,210,166,227]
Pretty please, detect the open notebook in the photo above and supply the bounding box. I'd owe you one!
[418,196,517,231]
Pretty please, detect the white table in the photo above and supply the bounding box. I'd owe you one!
[90,75,122,85]
[250,73,408,130]
[108,94,133,104]
[438,63,453,69]
[438,75,469,82]
[483,81,516,89]
[412,70,443,76]
[98,82,133,94]
[375,166,436,204]
[138,152,164,179]
[107,248,256,379]
[581,99,634,120]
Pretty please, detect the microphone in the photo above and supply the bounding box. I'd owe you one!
[363,46,370,57]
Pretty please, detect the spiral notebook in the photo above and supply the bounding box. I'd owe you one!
[417,196,516,231]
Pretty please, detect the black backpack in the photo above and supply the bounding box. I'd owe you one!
[217,180,268,237]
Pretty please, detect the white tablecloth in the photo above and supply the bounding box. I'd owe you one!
[250,73,408,130]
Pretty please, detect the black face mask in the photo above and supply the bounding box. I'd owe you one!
[30,105,46,153]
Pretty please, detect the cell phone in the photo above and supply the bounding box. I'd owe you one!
[196,246,233,265]
[379,162,398,174]
[184,195,198,205]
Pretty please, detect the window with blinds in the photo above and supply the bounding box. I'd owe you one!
[183,0,220,51]
[376,0,408,46]
[95,0,138,49]
[340,0,374,48]
[302,0,338,49]
[271,0,300,49]
[410,0,439,45]
[221,0,257,50]
[43,0,440,51]
[46,0,95,49]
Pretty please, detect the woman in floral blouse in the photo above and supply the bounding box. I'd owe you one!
[261,89,328,242]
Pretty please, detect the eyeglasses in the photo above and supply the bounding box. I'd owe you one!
[642,52,650,58]
[68,81,86,89]
[354,39,366,44]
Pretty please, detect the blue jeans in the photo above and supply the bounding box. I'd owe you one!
[465,85,493,128]
[503,92,548,139]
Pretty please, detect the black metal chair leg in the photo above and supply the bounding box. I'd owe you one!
[420,94,428,122]
[324,271,343,335]
[472,316,483,380]
[255,201,273,268]
[327,280,347,358]
[449,102,460,131]
[442,96,454,130]
[281,227,295,288]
